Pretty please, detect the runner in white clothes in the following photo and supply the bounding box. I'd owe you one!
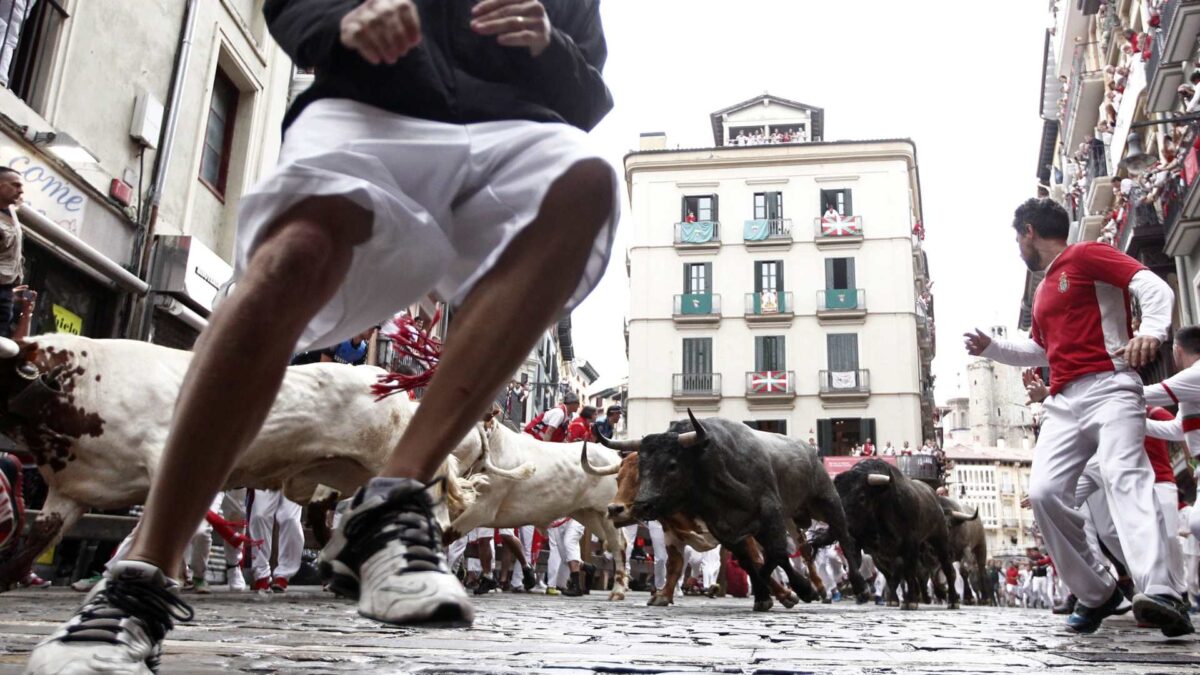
[964,197,1192,636]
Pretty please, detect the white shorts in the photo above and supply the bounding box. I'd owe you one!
[234,99,619,350]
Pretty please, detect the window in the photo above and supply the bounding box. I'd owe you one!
[753,191,783,219]
[754,260,783,293]
[200,69,240,196]
[827,334,859,371]
[820,188,853,216]
[817,417,876,456]
[682,338,712,375]
[683,263,710,295]
[682,195,718,222]
[0,0,67,111]
[824,258,856,290]
[745,419,788,434]
[754,335,786,371]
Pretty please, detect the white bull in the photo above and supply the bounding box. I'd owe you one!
[0,333,479,588]
[447,414,629,600]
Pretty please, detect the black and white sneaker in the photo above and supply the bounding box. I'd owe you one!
[24,560,193,674]
[318,477,474,626]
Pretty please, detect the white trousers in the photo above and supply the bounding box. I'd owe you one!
[683,545,721,588]
[221,489,247,587]
[647,520,667,589]
[547,519,584,587]
[621,524,639,574]
[1078,458,1186,595]
[182,493,225,583]
[815,548,844,593]
[1030,371,1178,606]
[249,490,304,582]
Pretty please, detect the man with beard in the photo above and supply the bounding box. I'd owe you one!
[964,197,1191,636]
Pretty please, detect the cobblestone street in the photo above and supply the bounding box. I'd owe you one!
[3,587,1199,673]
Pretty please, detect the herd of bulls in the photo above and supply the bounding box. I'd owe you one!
[0,333,991,613]
[586,411,990,611]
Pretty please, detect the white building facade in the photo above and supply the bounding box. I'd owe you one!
[624,96,936,453]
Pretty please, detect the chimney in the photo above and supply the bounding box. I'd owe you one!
[639,132,667,151]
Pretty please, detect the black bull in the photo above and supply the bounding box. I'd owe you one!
[822,459,960,610]
[622,411,870,611]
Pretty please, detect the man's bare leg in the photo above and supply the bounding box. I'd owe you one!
[381,159,614,480]
[127,197,371,573]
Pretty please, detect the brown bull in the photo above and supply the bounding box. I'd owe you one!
[581,445,825,606]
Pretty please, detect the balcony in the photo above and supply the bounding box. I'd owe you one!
[818,369,870,406]
[673,221,721,251]
[1081,140,1112,215]
[745,370,796,404]
[1164,124,1200,256]
[1147,2,1200,112]
[816,289,866,323]
[1061,42,1105,154]
[813,215,864,248]
[673,373,722,405]
[672,293,721,325]
[743,219,793,247]
[743,291,793,325]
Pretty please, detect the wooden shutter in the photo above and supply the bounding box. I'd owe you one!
[776,260,784,292]
[680,196,688,222]
[824,258,835,290]
[817,419,833,456]
[703,263,712,294]
[754,261,763,293]
[846,257,856,288]
[770,191,783,219]
[710,193,719,221]
[754,336,765,371]
[843,189,853,216]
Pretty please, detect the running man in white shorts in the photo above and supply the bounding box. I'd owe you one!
[27,1,616,671]
[964,197,1192,637]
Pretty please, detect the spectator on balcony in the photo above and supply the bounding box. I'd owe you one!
[734,131,747,146]
[823,205,841,221]
[881,442,896,457]
[685,211,696,223]
[900,441,912,456]
[861,438,875,457]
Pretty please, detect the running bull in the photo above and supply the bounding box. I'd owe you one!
[939,496,991,606]
[821,458,960,610]
[445,408,631,600]
[600,411,870,611]
[0,334,480,589]
[582,442,825,607]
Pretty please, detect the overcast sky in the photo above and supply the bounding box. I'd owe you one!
[570,0,1047,404]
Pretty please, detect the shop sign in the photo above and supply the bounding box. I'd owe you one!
[0,135,91,236]
[52,304,82,335]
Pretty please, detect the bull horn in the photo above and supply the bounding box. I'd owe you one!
[596,433,641,453]
[0,337,17,359]
[950,508,978,522]
[580,443,621,476]
[678,409,708,448]
[866,474,891,486]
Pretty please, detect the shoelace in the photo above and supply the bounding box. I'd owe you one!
[345,482,446,574]
[61,577,195,645]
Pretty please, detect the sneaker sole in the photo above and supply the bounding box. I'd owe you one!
[1132,594,1195,638]
[360,601,474,628]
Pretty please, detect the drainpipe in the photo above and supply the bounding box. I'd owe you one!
[1177,256,1195,326]
[126,0,199,339]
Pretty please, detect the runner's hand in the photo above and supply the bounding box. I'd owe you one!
[341,0,422,65]
[1112,335,1161,369]
[471,0,552,57]
[1022,368,1048,404]
[963,329,992,356]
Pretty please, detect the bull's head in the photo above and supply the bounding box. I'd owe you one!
[581,444,642,526]
[629,409,708,522]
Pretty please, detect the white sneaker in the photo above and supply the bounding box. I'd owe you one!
[70,573,103,593]
[318,477,474,626]
[25,561,193,674]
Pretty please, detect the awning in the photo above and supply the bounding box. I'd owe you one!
[17,204,148,295]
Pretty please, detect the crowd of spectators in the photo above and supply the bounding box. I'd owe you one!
[729,127,805,146]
